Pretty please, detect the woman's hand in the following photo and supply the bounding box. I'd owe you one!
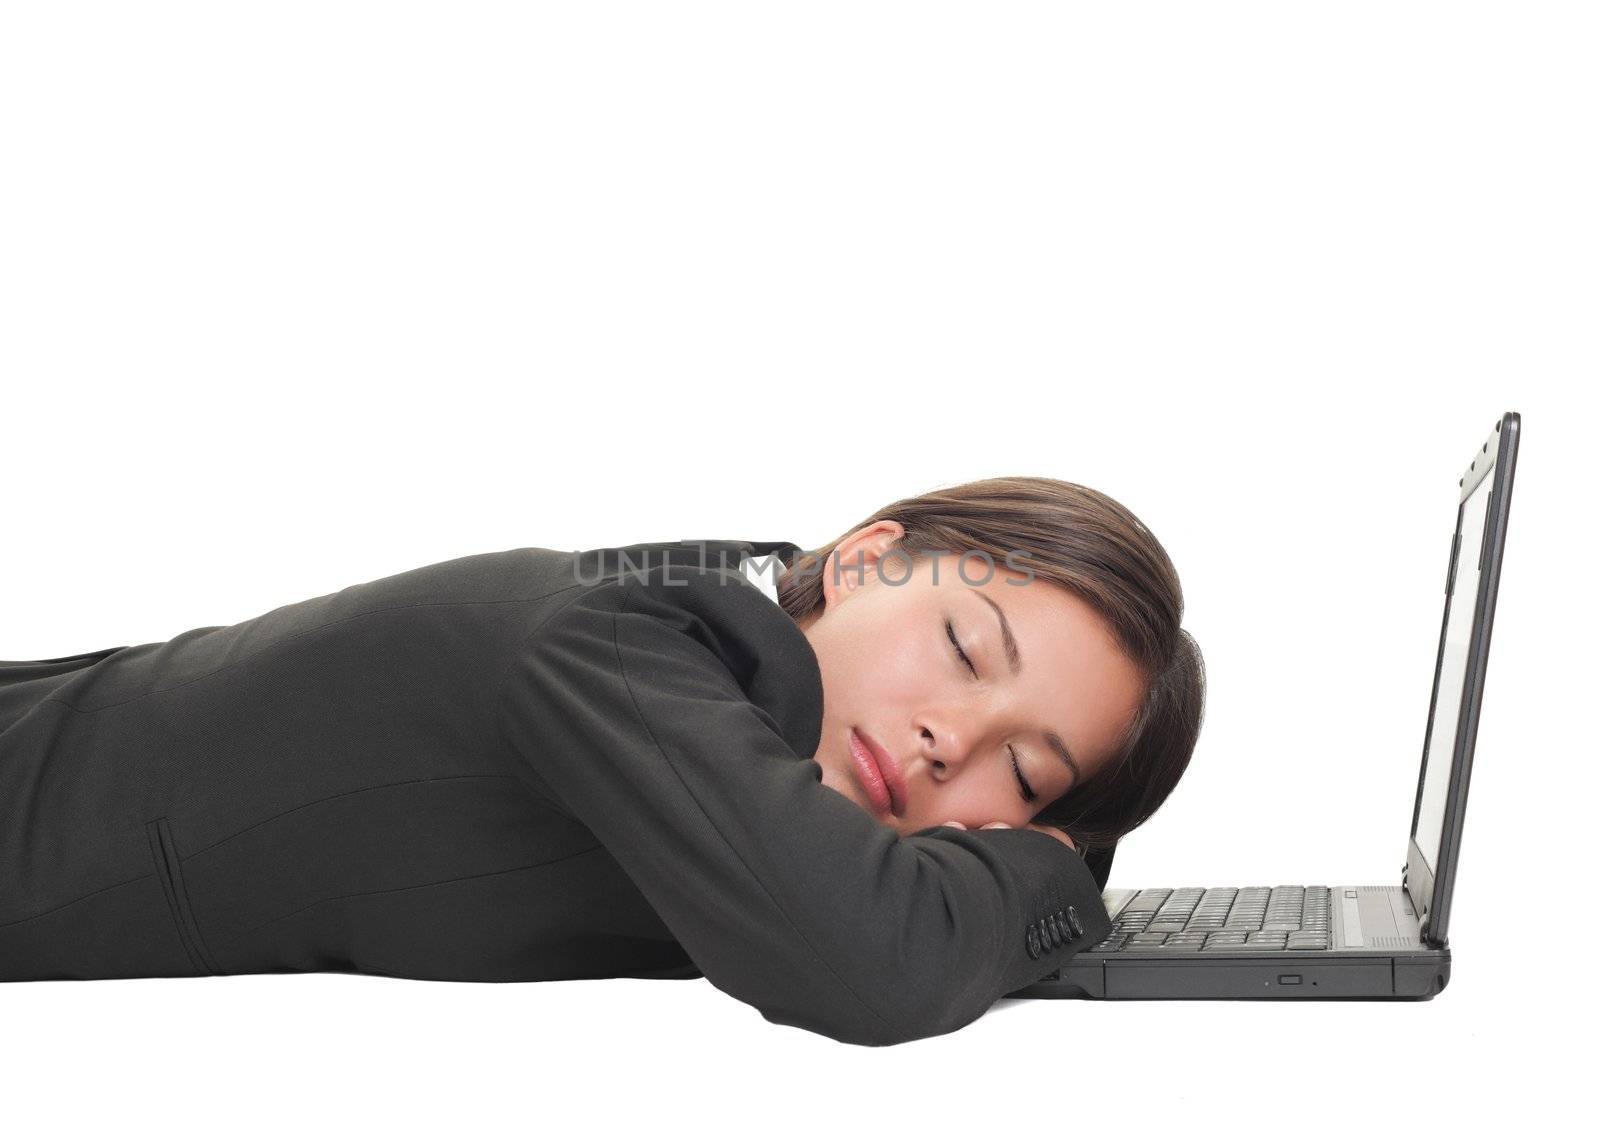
[941,820,1077,851]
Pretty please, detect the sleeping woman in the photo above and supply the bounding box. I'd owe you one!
[0,475,1203,1045]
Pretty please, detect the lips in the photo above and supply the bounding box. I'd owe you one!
[849,727,907,818]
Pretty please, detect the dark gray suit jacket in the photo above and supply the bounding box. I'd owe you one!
[0,539,1114,1044]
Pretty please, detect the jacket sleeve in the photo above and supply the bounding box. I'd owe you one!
[495,573,1113,1045]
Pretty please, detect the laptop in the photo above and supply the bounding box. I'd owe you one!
[1011,411,1521,1002]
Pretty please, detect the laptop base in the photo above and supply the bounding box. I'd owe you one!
[1007,884,1452,1001]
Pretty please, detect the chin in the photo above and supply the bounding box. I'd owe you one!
[819,759,881,816]
[817,748,916,832]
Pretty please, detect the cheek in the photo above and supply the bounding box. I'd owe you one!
[875,633,939,693]
[819,611,940,712]
[909,783,1019,834]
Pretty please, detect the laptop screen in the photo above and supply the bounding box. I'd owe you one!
[1412,456,1498,876]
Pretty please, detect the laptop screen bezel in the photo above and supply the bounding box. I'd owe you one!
[1405,412,1520,947]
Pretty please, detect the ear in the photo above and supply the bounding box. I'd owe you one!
[820,519,907,611]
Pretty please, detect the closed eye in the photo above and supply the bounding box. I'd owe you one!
[948,616,1036,803]
[1011,746,1037,804]
[945,617,978,677]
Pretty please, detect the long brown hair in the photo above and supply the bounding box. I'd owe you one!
[774,475,1204,853]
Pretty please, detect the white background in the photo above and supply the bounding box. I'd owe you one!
[1,1,1592,1121]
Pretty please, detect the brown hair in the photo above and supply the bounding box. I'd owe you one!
[774,475,1205,854]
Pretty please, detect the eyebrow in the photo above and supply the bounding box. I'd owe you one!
[969,588,1082,787]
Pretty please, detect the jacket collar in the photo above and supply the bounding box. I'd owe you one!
[570,539,803,600]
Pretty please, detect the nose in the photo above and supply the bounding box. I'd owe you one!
[920,722,974,774]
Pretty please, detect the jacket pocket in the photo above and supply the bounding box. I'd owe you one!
[145,816,221,975]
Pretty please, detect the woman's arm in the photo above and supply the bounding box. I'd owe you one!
[496,570,1111,1045]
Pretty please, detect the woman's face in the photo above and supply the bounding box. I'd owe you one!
[798,521,1146,836]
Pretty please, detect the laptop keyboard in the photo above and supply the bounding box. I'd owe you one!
[1092,886,1333,953]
